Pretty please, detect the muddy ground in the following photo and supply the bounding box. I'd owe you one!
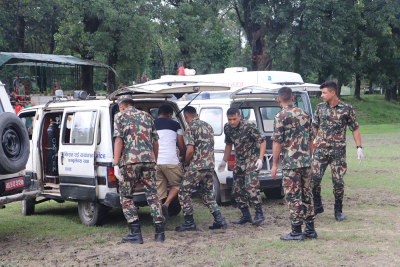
[1,132,400,266]
[1,191,400,267]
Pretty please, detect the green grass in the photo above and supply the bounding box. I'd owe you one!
[1,124,400,266]
[309,94,400,125]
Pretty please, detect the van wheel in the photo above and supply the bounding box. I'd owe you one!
[78,200,106,226]
[213,174,221,205]
[168,197,181,216]
[0,112,30,174]
[263,186,284,199]
[21,197,35,216]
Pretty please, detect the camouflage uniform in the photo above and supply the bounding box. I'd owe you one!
[179,116,219,216]
[271,104,315,226]
[224,120,264,209]
[311,101,359,201]
[114,106,164,223]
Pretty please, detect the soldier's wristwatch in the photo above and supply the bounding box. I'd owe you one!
[356,145,362,149]
[113,162,119,166]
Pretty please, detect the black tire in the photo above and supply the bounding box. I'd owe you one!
[21,197,35,216]
[0,112,29,174]
[263,186,284,199]
[213,174,222,205]
[78,200,106,226]
[168,197,181,216]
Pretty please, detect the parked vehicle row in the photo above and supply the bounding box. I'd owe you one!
[9,68,319,227]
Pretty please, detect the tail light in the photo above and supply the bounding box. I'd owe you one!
[228,154,235,171]
[107,167,117,187]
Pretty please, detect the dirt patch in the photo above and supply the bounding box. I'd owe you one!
[1,194,400,266]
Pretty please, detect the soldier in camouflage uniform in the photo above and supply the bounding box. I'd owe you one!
[311,80,363,221]
[219,107,266,226]
[271,87,317,241]
[175,106,227,232]
[113,98,165,243]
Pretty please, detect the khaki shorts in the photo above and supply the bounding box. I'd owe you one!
[156,163,184,200]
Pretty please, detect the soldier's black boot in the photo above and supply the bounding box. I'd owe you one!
[252,204,265,225]
[122,221,143,244]
[280,225,304,241]
[155,222,165,243]
[313,194,324,215]
[175,214,197,232]
[209,210,228,230]
[334,199,345,221]
[302,222,318,239]
[232,207,253,224]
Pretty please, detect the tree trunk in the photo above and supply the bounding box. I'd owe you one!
[369,80,373,94]
[355,74,361,100]
[81,65,95,96]
[17,15,25,52]
[384,87,391,101]
[337,79,342,98]
[234,0,270,71]
[392,84,398,101]
[106,50,118,94]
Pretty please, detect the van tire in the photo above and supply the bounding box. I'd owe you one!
[0,112,30,174]
[263,186,284,199]
[213,174,221,205]
[168,197,181,216]
[21,197,35,216]
[78,200,106,226]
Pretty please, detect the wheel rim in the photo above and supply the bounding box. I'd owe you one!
[81,202,95,221]
[212,177,217,198]
[2,125,22,160]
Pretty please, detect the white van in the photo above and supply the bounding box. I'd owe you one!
[18,81,229,226]
[0,81,32,207]
[177,82,319,204]
[161,67,306,90]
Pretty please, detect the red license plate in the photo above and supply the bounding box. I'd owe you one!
[5,177,25,191]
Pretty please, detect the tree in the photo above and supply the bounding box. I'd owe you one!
[55,0,156,94]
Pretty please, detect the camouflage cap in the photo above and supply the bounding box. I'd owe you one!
[117,95,132,105]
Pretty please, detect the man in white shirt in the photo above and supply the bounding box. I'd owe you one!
[154,104,186,222]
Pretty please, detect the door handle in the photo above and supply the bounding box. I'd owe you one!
[60,152,64,165]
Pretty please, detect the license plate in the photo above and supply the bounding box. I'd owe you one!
[5,177,25,191]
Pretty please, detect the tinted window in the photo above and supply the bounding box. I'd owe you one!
[19,111,36,139]
[260,107,281,132]
[64,111,97,144]
[239,108,257,126]
[149,108,179,122]
[199,108,223,135]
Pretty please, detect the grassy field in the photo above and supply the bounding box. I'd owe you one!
[309,94,400,125]
[0,124,399,266]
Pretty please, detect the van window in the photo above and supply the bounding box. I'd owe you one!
[239,108,257,126]
[199,108,223,135]
[19,111,36,139]
[149,108,179,122]
[294,93,305,112]
[63,111,97,145]
[0,102,4,114]
[260,107,281,132]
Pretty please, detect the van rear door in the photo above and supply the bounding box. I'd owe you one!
[58,107,100,201]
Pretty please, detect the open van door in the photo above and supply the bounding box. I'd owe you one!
[58,107,100,201]
[109,79,230,100]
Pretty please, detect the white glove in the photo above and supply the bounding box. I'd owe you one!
[255,159,263,171]
[114,165,122,182]
[357,147,364,165]
[218,160,227,173]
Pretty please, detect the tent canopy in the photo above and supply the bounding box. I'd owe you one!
[0,52,110,68]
